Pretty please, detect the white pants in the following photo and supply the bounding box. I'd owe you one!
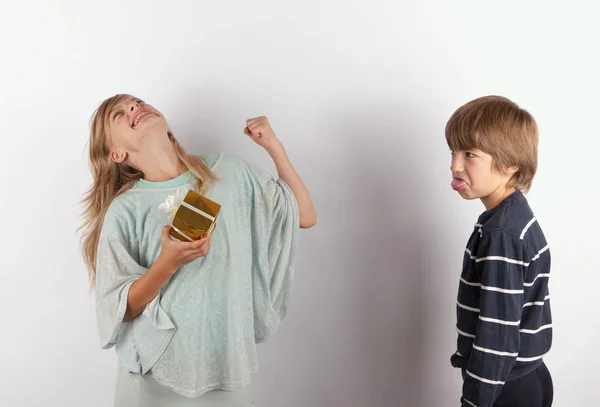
[114,366,254,407]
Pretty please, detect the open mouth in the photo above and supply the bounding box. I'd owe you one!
[451,177,468,191]
[132,111,155,127]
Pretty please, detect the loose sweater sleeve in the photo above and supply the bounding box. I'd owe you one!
[237,158,300,343]
[95,203,176,373]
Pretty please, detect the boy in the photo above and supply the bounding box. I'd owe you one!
[446,96,553,407]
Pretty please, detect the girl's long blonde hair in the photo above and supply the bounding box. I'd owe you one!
[80,94,217,287]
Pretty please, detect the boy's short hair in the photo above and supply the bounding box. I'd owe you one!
[445,95,539,192]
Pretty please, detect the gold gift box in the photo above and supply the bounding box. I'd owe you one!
[170,190,221,242]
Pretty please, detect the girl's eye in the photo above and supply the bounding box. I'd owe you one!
[113,111,122,120]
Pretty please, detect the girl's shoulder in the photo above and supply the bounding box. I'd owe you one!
[200,152,246,171]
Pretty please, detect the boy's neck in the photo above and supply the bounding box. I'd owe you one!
[481,185,518,211]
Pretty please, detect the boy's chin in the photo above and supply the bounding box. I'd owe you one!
[456,190,480,201]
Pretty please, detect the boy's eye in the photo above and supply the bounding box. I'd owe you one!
[466,152,476,158]
[450,149,455,155]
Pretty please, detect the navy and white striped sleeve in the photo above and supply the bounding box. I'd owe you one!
[462,230,526,407]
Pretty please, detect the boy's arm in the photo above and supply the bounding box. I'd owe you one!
[462,231,526,407]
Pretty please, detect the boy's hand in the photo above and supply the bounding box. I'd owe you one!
[244,116,282,153]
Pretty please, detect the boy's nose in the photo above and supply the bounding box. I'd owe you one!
[450,157,463,173]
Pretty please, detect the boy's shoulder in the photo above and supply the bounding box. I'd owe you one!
[480,191,539,241]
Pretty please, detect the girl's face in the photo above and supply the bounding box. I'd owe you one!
[108,96,169,163]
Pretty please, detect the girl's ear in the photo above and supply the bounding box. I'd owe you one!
[110,150,127,163]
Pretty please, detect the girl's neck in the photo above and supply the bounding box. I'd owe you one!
[135,140,187,182]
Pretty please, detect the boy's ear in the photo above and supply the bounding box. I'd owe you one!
[506,165,519,176]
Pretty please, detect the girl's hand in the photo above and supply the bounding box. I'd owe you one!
[158,225,211,272]
[244,116,282,153]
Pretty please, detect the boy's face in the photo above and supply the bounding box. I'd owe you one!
[450,148,517,210]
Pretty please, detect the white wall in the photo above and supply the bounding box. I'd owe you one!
[1,1,598,406]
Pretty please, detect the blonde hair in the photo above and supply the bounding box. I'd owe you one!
[445,95,539,192]
[80,94,217,287]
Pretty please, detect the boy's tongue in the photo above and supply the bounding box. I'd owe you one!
[451,178,467,191]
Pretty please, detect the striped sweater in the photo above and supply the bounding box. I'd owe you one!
[450,191,553,407]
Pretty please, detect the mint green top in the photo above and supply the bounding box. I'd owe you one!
[95,153,300,397]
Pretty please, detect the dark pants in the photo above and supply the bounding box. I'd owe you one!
[462,362,554,407]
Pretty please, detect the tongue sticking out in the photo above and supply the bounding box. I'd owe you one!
[451,178,467,191]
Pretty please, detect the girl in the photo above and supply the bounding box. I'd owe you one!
[80,94,316,407]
